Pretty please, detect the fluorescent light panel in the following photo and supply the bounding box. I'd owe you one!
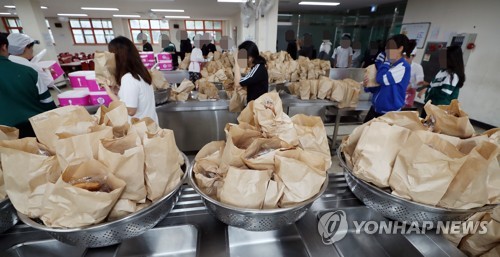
[164,15,190,18]
[278,14,293,17]
[81,7,119,11]
[4,5,47,9]
[278,22,293,26]
[58,13,88,17]
[0,12,12,15]
[217,0,247,2]
[298,1,340,6]
[151,9,184,12]
[113,14,141,18]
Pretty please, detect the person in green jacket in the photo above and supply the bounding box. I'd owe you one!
[418,45,466,105]
[0,33,56,138]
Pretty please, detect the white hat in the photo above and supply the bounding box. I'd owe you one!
[7,33,39,55]
[410,48,417,56]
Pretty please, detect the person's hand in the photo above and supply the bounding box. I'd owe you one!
[417,88,427,98]
[362,74,369,87]
[418,81,429,87]
[233,51,239,66]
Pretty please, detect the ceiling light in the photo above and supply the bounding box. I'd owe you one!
[217,0,247,3]
[278,14,293,17]
[0,12,13,15]
[41,6,48,9]
[298,2,340,6]
[113,14,141,18]
[164,15,190,19]
[81,7,119,11]
[4,5,15,8]
[58,13,88,17]
[278,22,293,26]
[151,9,184,12]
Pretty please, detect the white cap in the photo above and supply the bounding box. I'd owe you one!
[7,33,39,55]
[411,48,417,56]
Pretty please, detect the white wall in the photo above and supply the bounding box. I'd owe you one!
[404,0,500,127]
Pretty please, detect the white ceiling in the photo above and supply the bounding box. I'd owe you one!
[0,0,403,19]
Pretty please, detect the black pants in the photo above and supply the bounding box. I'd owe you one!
[363,106,384,123]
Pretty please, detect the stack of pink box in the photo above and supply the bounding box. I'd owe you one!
[140,52,156,70]
[62,71,111,106]
[157,52,173,71]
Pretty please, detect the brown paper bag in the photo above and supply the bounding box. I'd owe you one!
[174,79,195,94]
[241,138,291,170]
[107,199,137,221]
[352,122,412,188]
[459,208,500,257]
[175,92,189,101]
[130,117,159,143]
[229,89,246,113]
[221,123,262,168]
[438,141,499,209]
[219,166,272,209]
[389,131,467,206]
[443,212,489,246]
[330,80,345,102]
[97,101,129,128]
[150,69,169,90]
[0,125,19,140]
[0,138,61,217]
[299,80,311,100]
[253,92,298,145]
[263,174,285,209]
[94,51,117,87]
[143,129,184,201]
[215,69,228,81]
[309,79,319,100]
[193,141,226,198]
[424,100,475,138]
[41,159,126,228]
[365,64,380,87]
[29,106,94,153]
[317,77,333,100]
[179,53,191,70]
[480,244,500,257]
[237,101,256,127]
[292,114,331,168]
[342,79,361,108]
[275,155,326,207]
[98,132,146,202]
[55,125,113,169]
[376,111,427,131]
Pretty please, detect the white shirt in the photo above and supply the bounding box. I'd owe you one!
[332,46,353,68]
[118,73,159,124]
[319,41,332,55]
[409,62,424,88]
[188,48,206,73]
[8,55,54,102]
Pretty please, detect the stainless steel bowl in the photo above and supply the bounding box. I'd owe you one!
[0,198,18,234]
[337,147,497,225]
[17,153,190,248]
[188,160,329,231]
[154,88,172,106]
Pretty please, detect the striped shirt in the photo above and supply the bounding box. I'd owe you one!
[425,69,460,105]
[240,63,268,102]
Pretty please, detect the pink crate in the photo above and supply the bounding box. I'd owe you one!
[144,62,156,70]
[139,52,155,61]
[158,62,173,71]
[38,60,64,80]
[86,74,106,92]
[89,92,112,106]
[68,71,93,89]
[157,53,172,61]
[58,90,90,106]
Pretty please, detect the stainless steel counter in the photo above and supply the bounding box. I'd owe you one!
[0,173,465,257]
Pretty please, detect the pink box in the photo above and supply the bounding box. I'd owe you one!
[157,53,172,61]
[38,60,65,80]
[158,62,173,71]
[58,90,90,106]
[85,74,106,92]
[89,92,112,106]
[68,71,93,89]
[139,52,155,61]
[144,61,156,70]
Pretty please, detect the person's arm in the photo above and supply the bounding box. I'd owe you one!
[376,60,407,87]
[348,48,353,67]
[331,48,337,68]
[374,52,386,69]
[233,53,242,90]
[190,49,208,63]
[104,76,139,116]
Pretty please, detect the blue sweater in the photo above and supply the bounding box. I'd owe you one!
[365,53,411,114]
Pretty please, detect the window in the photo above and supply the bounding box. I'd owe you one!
[185,20,223,43]
[69,18,114,44]
[2,17,23,33]
[129,19,169,44]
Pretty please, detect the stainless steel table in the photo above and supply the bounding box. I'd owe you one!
[0,172,465,257]
[327,100,372,148]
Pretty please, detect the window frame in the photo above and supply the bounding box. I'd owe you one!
[184,20,223,44]
[68,18,114,45]
[2,17,23,33]
[128,19,170,45]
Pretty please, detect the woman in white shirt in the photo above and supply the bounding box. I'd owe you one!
[103,36,159,124]
[188,36,210,84]
[331,35,353,68]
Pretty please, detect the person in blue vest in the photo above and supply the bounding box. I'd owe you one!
[363,34,413,122]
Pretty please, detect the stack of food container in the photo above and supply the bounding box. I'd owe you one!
[157,52,173,71]
[59,71,111,107]
[140,52,156,70]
